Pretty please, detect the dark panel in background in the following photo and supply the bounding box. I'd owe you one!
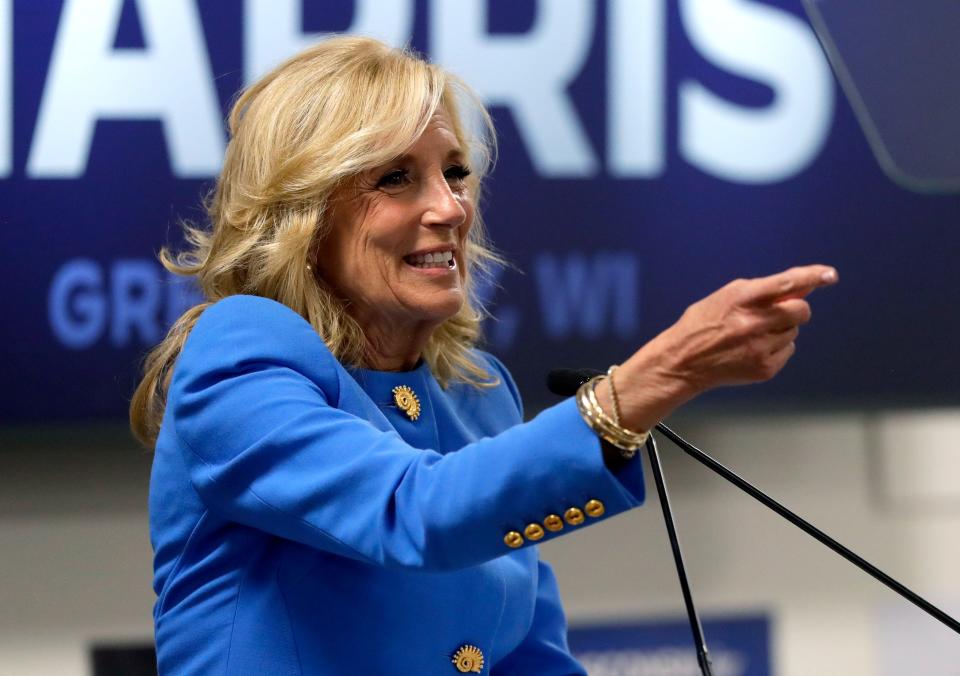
[803,0,960,191]
[90,644,156,676]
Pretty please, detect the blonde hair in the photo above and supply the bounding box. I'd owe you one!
[130,36,500,447]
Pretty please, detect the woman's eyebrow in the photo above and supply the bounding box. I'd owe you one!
[380,154,409,166]
[391,147,466,165]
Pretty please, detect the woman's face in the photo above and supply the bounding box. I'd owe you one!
[317,109,475,336]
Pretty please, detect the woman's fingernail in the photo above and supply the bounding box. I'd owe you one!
[822,269,837,283]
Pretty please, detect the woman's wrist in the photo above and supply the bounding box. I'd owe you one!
[577,375,649,456]
[598,334,702,432]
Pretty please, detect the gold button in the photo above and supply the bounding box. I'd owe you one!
[504,531,524,548]
[543,514,564,532]
[524,523,545,541]
[585,499,606,518]
[564,507,585,525]
[392,385,421,421]
[452,644,484,673]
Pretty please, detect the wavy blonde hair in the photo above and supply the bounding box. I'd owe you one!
[130,36,500,447]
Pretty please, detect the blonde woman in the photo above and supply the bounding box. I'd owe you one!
[132,36,836,675]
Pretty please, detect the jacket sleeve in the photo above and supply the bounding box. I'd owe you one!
[492,560,587,675]
[169,295,645,572]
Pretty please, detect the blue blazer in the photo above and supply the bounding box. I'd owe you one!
[150,295,645,675]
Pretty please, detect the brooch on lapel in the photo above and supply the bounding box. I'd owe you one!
[451,644,484,673]
[392,385,421,421]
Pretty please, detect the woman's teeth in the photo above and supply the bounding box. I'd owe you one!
[405,251,455,269]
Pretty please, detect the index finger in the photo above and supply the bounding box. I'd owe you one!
[744,265,838,305]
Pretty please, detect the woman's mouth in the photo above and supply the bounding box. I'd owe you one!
[404,250,456,270]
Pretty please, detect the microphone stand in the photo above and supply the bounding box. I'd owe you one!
[645,433,714,676]
[644,422,960,676]
[546,368,960,675]
[653,421,960,636]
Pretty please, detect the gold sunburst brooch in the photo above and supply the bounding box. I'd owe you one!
[392,385,421,421]
[452,644,484,673]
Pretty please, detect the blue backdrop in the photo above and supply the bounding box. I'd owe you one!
[2,0,958,422]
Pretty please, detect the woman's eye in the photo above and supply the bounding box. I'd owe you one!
[376,169,410,189]
[444,165,472,189]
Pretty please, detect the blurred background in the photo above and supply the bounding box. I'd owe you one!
[1,1,958,674]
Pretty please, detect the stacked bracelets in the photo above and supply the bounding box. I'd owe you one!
[575,365,649,458]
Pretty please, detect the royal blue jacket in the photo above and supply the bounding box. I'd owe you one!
[149,295,645,675]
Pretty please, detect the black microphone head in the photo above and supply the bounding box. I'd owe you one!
[546,368,603,397]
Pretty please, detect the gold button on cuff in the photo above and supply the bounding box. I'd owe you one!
[543,514,564,532]
[585,499,606,518]
[524,523,545,541]
[452,644,484,673]
[564,507,585,525]
[504,531,524,549]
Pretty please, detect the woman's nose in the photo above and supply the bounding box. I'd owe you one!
[421,176,467,229]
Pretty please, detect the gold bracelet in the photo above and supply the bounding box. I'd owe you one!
[586,378,649,452]
[606,365,622,425]
[575,375,649,458]
[577,377,646,457]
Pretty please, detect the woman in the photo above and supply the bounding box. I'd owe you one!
[131,36,836,675]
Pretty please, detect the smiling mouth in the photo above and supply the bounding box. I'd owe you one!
[403,250,456,270]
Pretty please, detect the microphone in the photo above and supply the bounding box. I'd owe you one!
[546,367,602,397]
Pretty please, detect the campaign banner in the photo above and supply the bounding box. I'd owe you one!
[2,1,958,422]
[569,615,772,676]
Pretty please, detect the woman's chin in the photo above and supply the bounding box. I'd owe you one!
[409,291,465,325]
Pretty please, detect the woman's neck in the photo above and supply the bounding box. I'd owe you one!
[359,318,437,372]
